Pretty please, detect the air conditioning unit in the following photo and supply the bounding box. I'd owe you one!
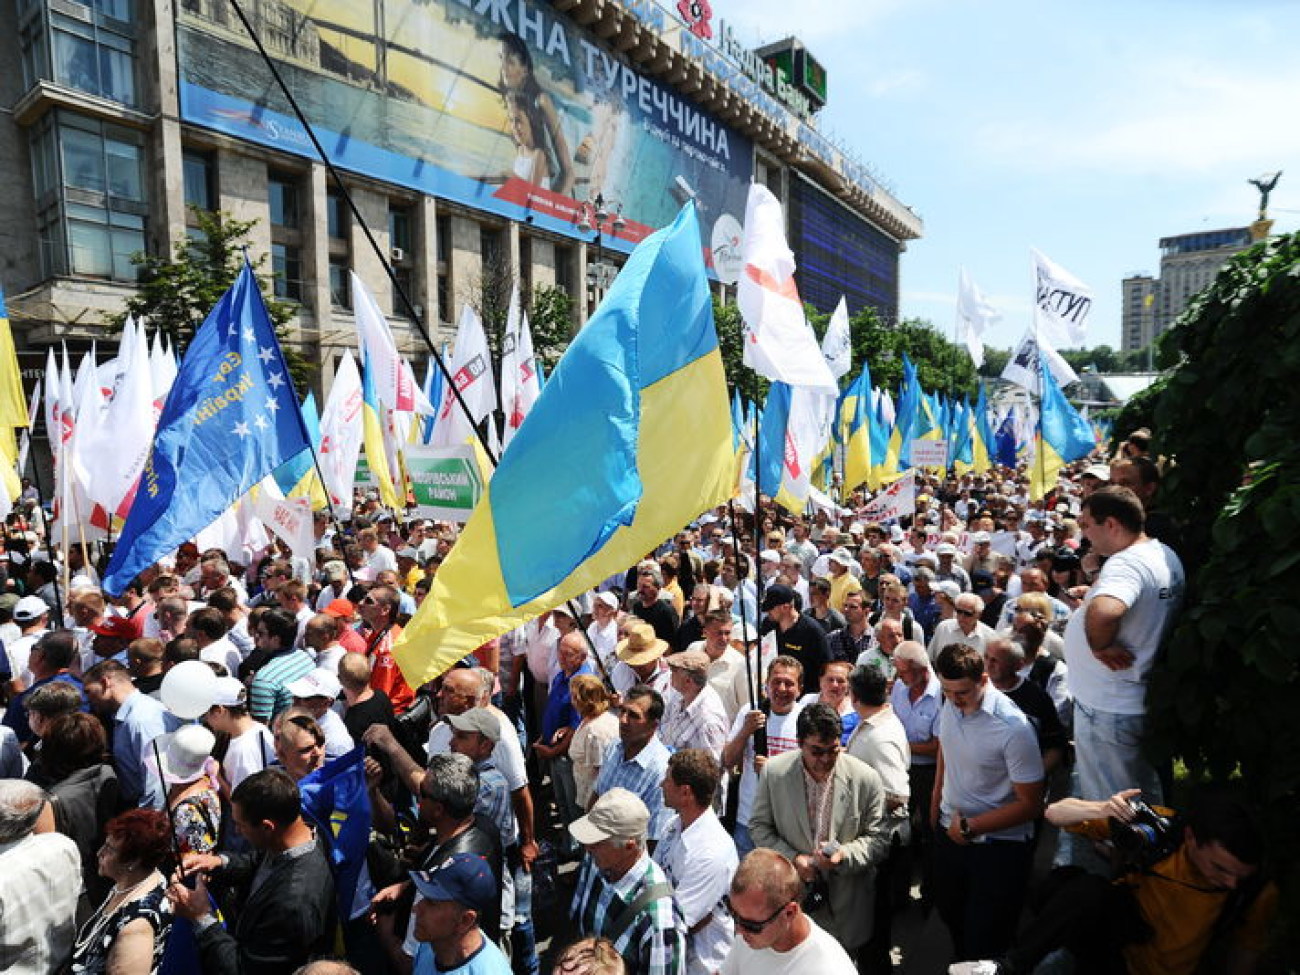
[390,246,406,262]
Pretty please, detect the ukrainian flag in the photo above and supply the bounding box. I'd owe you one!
[756,381,791,499]
[1031,356,1095,499]
[361,356,401,510]
[843,363,887,492]
[971,384,994,474]
[884,355,920,476]
[273,393,328,507]
[393,204,733,686]
[0,290,26,505]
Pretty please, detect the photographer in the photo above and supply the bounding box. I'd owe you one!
[956,787,1276,974]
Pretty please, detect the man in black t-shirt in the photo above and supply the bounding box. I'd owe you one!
[759,584,829,694]
[631,567,680,645]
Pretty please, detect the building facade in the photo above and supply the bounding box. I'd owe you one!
[2,0,921,414]
[1119,274,1157,352]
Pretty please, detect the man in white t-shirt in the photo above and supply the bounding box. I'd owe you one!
[719,848,856,974]
[721,656,805,857]
[204,677,273,792]
[1064,486,1185,813]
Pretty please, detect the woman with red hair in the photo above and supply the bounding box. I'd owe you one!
[71,808,173,974]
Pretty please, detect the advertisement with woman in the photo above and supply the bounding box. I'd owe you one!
[177,0,753,266]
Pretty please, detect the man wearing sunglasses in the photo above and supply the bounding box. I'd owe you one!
[926,593,996,663]
[748,703,888,964]
[718,848,855,972]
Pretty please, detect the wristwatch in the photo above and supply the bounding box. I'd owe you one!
[959,816,974,841]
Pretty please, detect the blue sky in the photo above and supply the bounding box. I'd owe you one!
[721,0,1300,351]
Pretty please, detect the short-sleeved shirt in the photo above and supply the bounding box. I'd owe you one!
[592,736,673,841]
[1064,537,1185,715]
[729,704,803,827]
[412,928,512,974]
[761,614,829,693]
[248,649,315,724]
[653,809,737,974]
[571,854,685,975]
[891,675,942,767]
[937,686,1043,840]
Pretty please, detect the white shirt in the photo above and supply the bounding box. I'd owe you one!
[318,708,355,759]
[199,636,243,675]
[654,809,737,975]
[845,707,911,806]
[586,618,620,674]
[926,617,997,662]
[223,723,275,790]
[730,704,803,827]
[1064,536,1184,715]
[720,915,856,974]
[314,643,347,674]
[6,631,46,687]
[0,832,82,975]
[697,644,748,722]
[524,617,559,684]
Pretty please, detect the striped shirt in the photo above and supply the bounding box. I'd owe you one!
[592,736,672,841]
[572,853,685,975]
[248,649,315,723]
[473,759,517,848]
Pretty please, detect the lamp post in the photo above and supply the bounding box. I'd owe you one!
[578,192,624,310]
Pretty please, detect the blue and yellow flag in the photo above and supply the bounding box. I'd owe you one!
[394,203,733,685]
[103,263,310,594]
[361,356,401,510]
[971,384,994,474]
[843,363,886,492]
[272,392,327,507]
[1031,357,1095,499]
[300,746,374,921]
[756,381,791,499]
[884,355,920,475]
[0,290,27,505]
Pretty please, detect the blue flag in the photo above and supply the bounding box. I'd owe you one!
[995,411,1019,468]
[757,381,792,498]
[103,263,311,594]
[299,746,374,920]
[271,392,319,496]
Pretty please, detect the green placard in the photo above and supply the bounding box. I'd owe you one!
[405,445,484,523]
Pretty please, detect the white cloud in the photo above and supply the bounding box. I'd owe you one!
[716,0,908,47]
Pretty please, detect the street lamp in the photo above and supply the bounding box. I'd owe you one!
[579,192,624,308]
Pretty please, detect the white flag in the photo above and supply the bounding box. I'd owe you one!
[352,271,434,415]
[860,468,916,523]
[821,297,852,379]
[500,287,542,447]
[432,304,497,448]
[83,322,155,521]
[738,184,837,394]
[779,386,836,507]
[318,350,365,512]
[149,330,177,414]
[252,491,316,564]
[1002,330,1079,391]
[1031,248,1092,348]
[955,268,1000,368]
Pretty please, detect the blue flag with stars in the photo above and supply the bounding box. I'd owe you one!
[103,262,310,594]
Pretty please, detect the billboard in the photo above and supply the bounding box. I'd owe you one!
[788,173,900,321]
[175,0,753,266]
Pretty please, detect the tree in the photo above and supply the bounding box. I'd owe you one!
[110,209,314,393]
[1137,231,1300,951]
[524,285,575,373]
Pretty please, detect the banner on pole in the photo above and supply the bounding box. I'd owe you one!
[405,445,484,523]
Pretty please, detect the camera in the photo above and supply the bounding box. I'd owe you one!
[1109,798,1181,869]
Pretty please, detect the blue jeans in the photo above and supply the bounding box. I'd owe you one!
[509,863,538,975]
[1056,701,1164,871]
[733,823,755,859]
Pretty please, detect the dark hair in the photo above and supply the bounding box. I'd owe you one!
[233,768,302,828]
[667,748,721,807]
[796,702,842,743]
[1080,486,1145,534]
[29,561,57,583]
[187,607,228,641]
[40,712,107,779]
[105,809,172,870]
[1185,786,1263,866]
[84,658,130,684]
[849,663,888,707]
[34,630,76,671]
[206,587,239,613]
[258,608,299,649]
[935,643,985,682]
[623,685,665,723]
[26,679,83,718]
[164,637,201,665]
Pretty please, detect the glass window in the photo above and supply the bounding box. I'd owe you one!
[329,260,351,309]
[327,192,347,240]
[45,13,136,106]
[389,206,412,253]
[104,137,142,200]
[272,243,302,301]
[62,126,106,194]
[268,175,299,228]
[436,215,450,264]
[183,151,214,211]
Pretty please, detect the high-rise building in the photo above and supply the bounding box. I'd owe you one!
[1119,227,1252,352]
[1120,274,1158,352]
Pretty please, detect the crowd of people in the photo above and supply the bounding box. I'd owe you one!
[0,433,1280,974]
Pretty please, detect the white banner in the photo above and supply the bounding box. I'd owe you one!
[910,439,949,468]
[252,493,316,564]
[955,268,999,368]
[1031,247,1093,348]
[860,469,916,523]
[1002,330,1080,391]
[821,296,852,379]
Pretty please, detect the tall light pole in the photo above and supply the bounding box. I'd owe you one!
[578,192,624,310]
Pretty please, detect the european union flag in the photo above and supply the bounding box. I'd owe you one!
[103,263,310,594]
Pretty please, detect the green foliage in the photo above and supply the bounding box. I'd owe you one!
[1140,231,1300,951]
[524,285,575,372]
[716,299,982,406]
[110,209,313,394]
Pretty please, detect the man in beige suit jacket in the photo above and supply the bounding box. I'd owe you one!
[748,702,888,959]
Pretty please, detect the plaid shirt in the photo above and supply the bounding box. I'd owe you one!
[593,736,672,840]
[659,684,729,760]
[572,853,685,975]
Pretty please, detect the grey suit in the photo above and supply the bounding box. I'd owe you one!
[749,749,888,951]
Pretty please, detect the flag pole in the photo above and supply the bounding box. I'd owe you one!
[224,0,497,468]
[725,498,756,714]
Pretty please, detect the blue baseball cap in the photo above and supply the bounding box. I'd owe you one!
[410,854,496,915]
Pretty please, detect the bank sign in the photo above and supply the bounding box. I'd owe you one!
[176,0,753,270]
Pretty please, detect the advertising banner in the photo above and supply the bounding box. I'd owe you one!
[176,0,753,267]
[404,444,484,523]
